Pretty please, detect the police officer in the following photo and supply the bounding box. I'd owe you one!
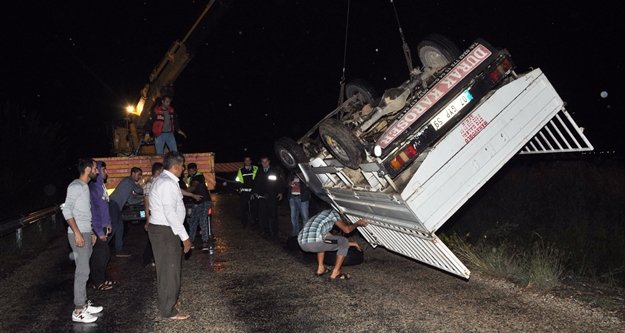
[252,156,284,238]
[235,156,258,228]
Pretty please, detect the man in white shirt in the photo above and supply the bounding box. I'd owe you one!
[147,151,192,320]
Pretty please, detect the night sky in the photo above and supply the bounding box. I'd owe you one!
[4,0,624,163]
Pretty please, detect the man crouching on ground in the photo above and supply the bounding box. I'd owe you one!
[298,209,368,280]
[147,151,192,320]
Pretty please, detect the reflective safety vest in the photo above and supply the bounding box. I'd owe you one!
[151,105,176,137]
[235,165,258,190]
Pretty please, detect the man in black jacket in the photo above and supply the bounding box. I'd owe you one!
[252,156,284,238]
[186,163,212,251]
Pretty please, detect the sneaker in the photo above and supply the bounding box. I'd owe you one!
[85,300,103,314]
[115,250,132,258]
[190,245,195,250]
[72,309,98,323]
[202,243,210,251]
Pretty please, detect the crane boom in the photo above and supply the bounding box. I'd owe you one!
[114,0,230,155]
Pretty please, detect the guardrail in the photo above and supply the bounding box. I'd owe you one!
[0,205,62,237]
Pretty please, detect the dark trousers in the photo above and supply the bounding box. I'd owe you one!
[239,192,252,226]
[148,224,182,318]
[258,194,278,236]
[143,236,154,266]
[89,236,111,286]
[108,201,124,252]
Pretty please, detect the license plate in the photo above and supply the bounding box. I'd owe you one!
[429,90,474,130]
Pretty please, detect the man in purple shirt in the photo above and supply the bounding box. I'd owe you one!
[89,161,115,290]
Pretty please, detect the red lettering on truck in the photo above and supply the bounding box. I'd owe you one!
[377,44,492,148]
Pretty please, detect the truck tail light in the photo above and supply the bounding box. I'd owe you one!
[389,144,418,171]
[488,58,513,83]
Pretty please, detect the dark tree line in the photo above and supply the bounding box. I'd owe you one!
[0,102,70,219]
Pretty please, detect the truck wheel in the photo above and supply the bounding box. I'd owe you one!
[274,137,307,170]
[319,118,364,169]
[345,79,377,105]
[323,247,364,266]
[417,34,461,70]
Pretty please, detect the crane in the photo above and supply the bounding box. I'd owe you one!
[113,0,231,156]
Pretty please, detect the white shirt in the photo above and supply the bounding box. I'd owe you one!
[148,169,189,241]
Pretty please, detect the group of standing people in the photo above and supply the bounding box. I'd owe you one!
[62,159,106,323]
[63,151,212,323]
[61,94,217,323]
[63,158,145,323]
[235,156,311,239]
[62,93,365,323]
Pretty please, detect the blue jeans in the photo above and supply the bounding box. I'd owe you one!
[189,201,211,243]
[289,196,309,236]
[155,132,177,155]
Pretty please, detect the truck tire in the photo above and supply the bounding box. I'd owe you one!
[323,247,364,266]
[319,118,364,169]
[274,137,307,170]
[417,34,461,70]
[345,79,377,105]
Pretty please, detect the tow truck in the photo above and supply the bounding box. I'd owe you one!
[274,35,593,279]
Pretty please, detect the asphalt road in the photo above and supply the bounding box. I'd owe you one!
[0,193,623,332]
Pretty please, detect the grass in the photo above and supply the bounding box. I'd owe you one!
[442,233,564,290]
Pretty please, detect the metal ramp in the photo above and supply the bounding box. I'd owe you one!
[341,212,471,279]
[519,109,593,154]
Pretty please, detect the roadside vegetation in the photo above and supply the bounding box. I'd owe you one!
[440,155,625,289]
[443,233,564,290]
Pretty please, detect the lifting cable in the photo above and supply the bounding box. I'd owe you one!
[390,0,414,75]
[338,0,351,106]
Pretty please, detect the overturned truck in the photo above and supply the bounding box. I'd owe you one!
[274,35,593,279]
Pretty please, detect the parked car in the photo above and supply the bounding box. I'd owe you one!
[121,203,146,224]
